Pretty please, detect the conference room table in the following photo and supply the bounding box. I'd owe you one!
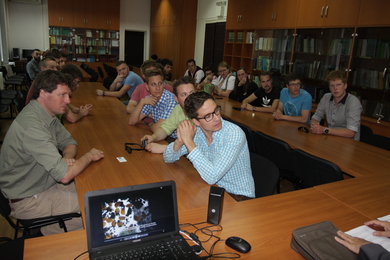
[215,97,390,178]
[24,83,390,259]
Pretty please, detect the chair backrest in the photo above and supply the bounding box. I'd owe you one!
[14,97,25,113]
[360,124,373,143]
[254,131,293,171]
[223,117,256,153]
[0,190,12,218]
[291,149,343,188]
[250,152,279,198]
[362,134,390,151]
[97,66,104,80]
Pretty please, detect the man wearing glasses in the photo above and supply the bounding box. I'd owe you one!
[273,73,312,124]
[310,70,362,140]
[163,92,255,201]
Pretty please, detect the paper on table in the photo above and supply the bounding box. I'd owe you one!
[346,214,390,252]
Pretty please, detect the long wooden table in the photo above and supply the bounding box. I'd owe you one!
[216,97,390,177]
[24,83,390,259]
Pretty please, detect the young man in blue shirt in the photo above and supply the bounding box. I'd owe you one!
[273,73,312,124]
[163,92,255,201]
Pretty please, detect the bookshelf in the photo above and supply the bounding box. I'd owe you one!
[49,26,119,63]
[223,30,254,72]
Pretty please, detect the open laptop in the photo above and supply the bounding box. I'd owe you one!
[84,180,199,260]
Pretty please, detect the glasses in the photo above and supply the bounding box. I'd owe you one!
[196,106,221,122]
[288,82,302,87]
[124,143,145,154]
[298,126,309,133]
[73,79,81,85]
[329,83,344,88]
[218,69,227,73]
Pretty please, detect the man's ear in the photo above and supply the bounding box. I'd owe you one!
[39,89,46,99]
[174,95,178,103]
[191,118,200,126]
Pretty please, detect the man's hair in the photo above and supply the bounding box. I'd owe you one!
[140,60,158,75]
[61,64,83,91]
[326,70,347,84]
[116,60,128,67]
[161,58,173,67]
[44,51,61,59]
[285,73,303,84]
[32,70,73,99]
[260,71,271,77]
[39,57,57,69]
[156,62,164,72]
[187,59,196,65]
[172,76,195,96]
[32,49,40,53]
[184,92,215,119]
[151,54,158,60]
[204,66,213,73]
[58,51,67,58]
[144,68,163,83]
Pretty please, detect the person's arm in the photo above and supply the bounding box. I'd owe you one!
[96,85,130,98]
[128,98,148,125]
[148,119,165,132]
[64,104,93,123]
[195,70,205,85]
[109,74,125,91]
[277,109,311,123]
[334,230,371,254]
[245,99,279,113]
[163,123,191,163]
[273,102,284,119]
[241,93,257,108]
[60,148,104,183]
[126,100,138,114]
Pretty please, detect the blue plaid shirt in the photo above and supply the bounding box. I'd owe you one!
[163,119,255,198]
[141,90,177,137]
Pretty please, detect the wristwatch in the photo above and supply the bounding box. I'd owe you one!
[102,91,105,96]
[324,128,329,134]
[252,106,256,111]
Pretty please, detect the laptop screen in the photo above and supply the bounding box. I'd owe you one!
[85,181,178,252]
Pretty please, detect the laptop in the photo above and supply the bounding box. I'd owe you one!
[84,180,199,260]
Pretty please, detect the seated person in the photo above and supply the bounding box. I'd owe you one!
[184,59,205,87]
[196,66,217,94]
[213,61,236,97]
[0,70,104,235]
[26,49,41,80]
[61,64,93,123]
[126,60,173,115]
[128,69,177,133]
[272,73,312,124]
[141,76,196,154]
[310,70,362,141]
[229,67,258,103]
[241,71,280,113]
[96,61,143,100]
[161,58,173,83]
[163,92,255,201]
[335,219,390,259]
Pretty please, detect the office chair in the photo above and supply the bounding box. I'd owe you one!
[223,117,257,153]
[0,190,81,239]
[362,134,390,151]
[1,66,24,90]
[0,90,17,118]
[97,66,105,81]
[360,124,373,143]
[254,131,299,192]
[291,149,344,188]
[0,236,39,260]
[250,152,279,198]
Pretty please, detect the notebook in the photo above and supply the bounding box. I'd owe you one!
[84,180,199,259]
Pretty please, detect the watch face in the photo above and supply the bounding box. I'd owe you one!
[324,128,329,134]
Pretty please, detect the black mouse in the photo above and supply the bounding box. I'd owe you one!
[225,236,251,253]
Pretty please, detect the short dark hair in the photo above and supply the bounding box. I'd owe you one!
[187,59,196,65]
[144,68,163,83]
[44,51,61,59]
[156,62,164,72]
[161,58,173,67]
[141,60,158,75]
[39,57,57,69]
[326,70,347,84]
[172,76,195,96]
[285,73,303,84]
[116,60,127,67]
[61,64,83,91]
[184,92,215,119]
[32,70,72,99]
[151,54,158,60]
[58,51,67,58]
[260,71,271,77]
[203,66,213,72]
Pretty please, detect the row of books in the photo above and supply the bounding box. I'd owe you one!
[50,36,72,45]
[253,56,290,74]
[302,85,327,103]
[355,39,390,58]
[293,59,334,81]
[352,68,390,90]
[49,27,72,36]
[255,36,294,52]
[361,101,390,121]
[295,37,351,56]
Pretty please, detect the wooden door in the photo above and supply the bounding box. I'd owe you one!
[273,0,300,29]
[323,0,360,27]
[296,0,326,28]
[357,0,390,26]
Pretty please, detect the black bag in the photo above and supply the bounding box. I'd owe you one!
[291,221,357,260]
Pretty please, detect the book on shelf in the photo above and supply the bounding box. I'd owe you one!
[246,32,253,43]
[237,32,244,43]
[86,30,93,37]
[228,32,234,42]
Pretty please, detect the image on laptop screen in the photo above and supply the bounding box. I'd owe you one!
[85,181,178,250]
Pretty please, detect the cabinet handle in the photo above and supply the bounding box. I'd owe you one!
[86,19,88,24]
[274,12,277,21]
[237,15,239,22]
[320,6,324,17]
[325,6,329,17]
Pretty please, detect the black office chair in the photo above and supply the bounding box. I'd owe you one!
[0,190,81,239]
[254,131,299,192]
[291,149,344,188]
[360,124,373,143]
[362,134,390,151]
[1,66,24,90]
[223,117,257,153]
[0,235,40,260]
[97,66,105,81]
[0,90,17,118]
[250,152,279,198]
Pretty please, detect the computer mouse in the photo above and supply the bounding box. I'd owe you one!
[225,236,251,253]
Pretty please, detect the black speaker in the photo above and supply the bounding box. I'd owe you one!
[13,48,20,61]
[207,186,225,225]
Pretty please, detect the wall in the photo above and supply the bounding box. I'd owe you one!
[5,0,151,62]
[194,0,227,67]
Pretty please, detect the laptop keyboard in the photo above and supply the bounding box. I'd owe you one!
[95,237,197,260]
